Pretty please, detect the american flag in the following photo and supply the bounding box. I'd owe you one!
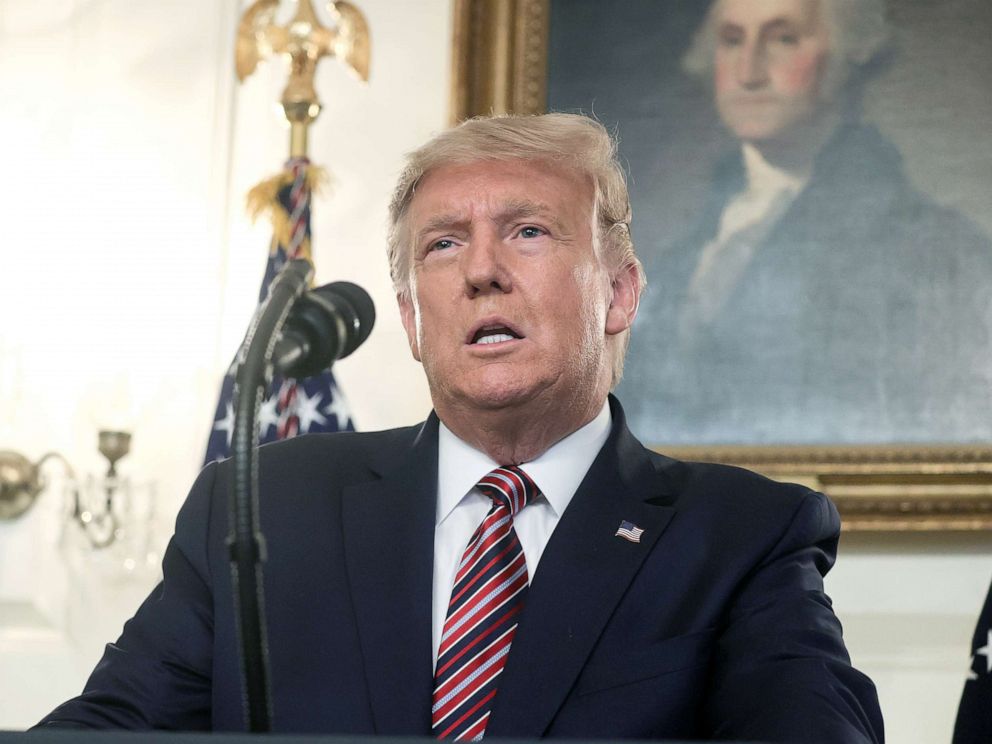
[203,157,354,465]
[953,578,992,742]
[615,520,645,544]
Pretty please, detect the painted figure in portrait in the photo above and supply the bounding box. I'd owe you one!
[617,0,992,445]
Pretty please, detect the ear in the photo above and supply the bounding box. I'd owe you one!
[397,291,422,362]
[605,263,640,336]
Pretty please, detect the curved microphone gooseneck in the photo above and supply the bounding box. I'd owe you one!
[228,258,375,732]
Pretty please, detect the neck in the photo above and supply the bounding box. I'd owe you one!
[747,110,841,175]
[435,391,608,465]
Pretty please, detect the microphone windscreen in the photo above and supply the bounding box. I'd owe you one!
[321,281,375,358]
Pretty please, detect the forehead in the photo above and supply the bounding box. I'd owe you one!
[407,158,595,224]
[715,0,824,29]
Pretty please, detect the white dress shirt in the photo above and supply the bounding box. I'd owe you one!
[678,143,810,338]
[717,143,810,245]
[431,401,612,668]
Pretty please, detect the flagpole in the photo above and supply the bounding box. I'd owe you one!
[229,0,371,731]
[237,0,371,161]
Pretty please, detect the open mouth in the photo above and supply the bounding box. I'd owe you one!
[470,324,522,345]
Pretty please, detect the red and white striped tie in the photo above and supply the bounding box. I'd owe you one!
[431,465,539,740]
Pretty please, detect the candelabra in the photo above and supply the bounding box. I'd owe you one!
[0,449,73,520]
[1,431,158,558]
[69,430,132,549]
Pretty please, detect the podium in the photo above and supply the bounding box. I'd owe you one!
[3,732,728,744]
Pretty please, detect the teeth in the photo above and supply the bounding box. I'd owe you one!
[476,333,515,345]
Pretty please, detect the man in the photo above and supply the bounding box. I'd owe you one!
[622,0,992,445]
[39,114,883,741]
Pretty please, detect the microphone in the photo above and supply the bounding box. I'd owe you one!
[272,281,376,378]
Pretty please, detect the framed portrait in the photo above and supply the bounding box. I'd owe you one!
[451,0,992,530]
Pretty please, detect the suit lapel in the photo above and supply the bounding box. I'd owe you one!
[341,416,439,735]
[486,402,679,737]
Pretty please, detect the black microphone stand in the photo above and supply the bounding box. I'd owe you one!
[228,258,314,733]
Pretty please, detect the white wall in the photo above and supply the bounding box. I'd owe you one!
[0,1,989,740]
[830,535,992,743]
[0,0,444,728]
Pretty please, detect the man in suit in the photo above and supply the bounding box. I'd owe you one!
[39,113,883,741]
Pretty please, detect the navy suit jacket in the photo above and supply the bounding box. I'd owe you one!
[39,398,882,741]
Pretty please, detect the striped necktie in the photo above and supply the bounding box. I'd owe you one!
[432,465,539,740]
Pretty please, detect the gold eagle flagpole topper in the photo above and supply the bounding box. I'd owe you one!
[235,0,370,267]
[236,0,370,159]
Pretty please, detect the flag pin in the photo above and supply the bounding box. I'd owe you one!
[615,520,645,543]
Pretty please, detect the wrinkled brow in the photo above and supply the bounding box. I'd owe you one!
[497,198,557,222]
[415,199,563,241]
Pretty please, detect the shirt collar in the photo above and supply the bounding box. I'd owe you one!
[741,142,810,199]
[436,401,612,526]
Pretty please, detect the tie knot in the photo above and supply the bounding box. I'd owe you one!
[476,465,539,516]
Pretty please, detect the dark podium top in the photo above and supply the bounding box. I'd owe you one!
[5,733,743,744]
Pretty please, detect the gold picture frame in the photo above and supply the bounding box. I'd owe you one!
[449,0,992,532]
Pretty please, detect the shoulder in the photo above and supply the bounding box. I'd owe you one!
[255,423,425,474]
[170,421,433,570]
[820,124,991,250]
[613,399,833,541]
[655,453,817,511]
[185,421,429,519]
[653,454,839,555]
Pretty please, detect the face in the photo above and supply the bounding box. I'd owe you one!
[713,0,834,143]
[397,158,638,419]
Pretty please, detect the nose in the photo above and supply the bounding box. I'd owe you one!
[461,229,510,296]
[736,39,769,89]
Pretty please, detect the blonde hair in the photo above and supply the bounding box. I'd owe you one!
[387,113,645,386]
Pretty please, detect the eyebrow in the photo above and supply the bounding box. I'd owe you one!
[718,17,804,34]
[760,18,804,33]
[498,198,560,225]
[415,213,469,243]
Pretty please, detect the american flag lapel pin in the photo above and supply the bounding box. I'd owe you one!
[615,520,645,543]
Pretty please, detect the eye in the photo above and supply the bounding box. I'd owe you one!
[770,31,800,45]
[517,225,546,239]
[428,238,456,252]
[718,27,744,47]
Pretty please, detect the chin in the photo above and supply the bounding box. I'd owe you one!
[725,117,791,144]
[463,386,535,411]
[456,373,545,412]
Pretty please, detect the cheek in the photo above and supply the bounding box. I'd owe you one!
[570,266,611,337]
[713,52,736,94]
[773,48,827,96]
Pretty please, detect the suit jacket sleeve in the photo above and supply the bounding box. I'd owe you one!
[35,463,218,730]
[704,489,883,743]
